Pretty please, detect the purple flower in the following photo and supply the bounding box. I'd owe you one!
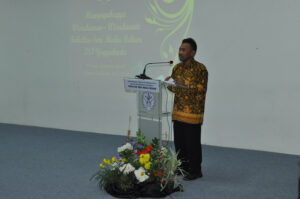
[134,149,137,153]
[131,140,136,146]
[115,155,122,161]
[137,144,143,149]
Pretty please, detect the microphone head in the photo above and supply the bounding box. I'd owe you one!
[169,60,173,64]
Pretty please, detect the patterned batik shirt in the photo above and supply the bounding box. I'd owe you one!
[168,59,208,124]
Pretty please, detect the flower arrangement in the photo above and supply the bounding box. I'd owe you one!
[90,129,184,197]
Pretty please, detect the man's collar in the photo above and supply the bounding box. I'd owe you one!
[180,58,195,67]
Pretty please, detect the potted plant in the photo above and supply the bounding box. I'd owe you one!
[90,130,184,198]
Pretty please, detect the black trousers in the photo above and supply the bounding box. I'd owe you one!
[173,120,202,175]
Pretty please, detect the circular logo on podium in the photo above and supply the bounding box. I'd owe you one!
[142,92,155,111]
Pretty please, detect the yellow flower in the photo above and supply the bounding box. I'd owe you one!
[143,154,150,162]
[103,158,111,165]
[139,154,145,164]
[112,156,116,162]
[122,158,126,162]
[139,154,150,165]
[144,162,151,170]
[139,158,145,164]
[99,163,105,168]
[103,158,107,164]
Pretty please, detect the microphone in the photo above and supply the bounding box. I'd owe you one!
[136,61,173,79]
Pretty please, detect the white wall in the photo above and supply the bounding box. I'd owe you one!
[0,0,299,155]
[194,0,300,155]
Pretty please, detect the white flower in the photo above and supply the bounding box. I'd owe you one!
[117,143,133,153]
[119,163,135,174]
[134,167,149,182]
[110,162,118,170]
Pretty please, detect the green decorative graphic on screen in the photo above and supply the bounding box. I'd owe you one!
[145,0,194,60]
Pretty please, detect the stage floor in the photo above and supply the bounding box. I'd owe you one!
[0,123,299,199]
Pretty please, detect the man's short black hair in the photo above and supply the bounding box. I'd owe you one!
[182,38,197,52]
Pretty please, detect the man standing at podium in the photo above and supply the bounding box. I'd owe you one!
[165,38,208,181]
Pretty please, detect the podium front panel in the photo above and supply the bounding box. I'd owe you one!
[138,117,161,142]
[137,90,162,119]
[123,78,171,141]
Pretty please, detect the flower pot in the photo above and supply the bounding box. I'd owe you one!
[105,181,178,198]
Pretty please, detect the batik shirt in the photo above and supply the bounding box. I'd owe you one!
[168,59,208,124]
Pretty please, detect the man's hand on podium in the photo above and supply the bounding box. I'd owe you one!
[174,78,185,86]
[165,76,186,86]
[165,76,171,81]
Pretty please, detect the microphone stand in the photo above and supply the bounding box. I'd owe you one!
[136,61,173,79]
[136,62,152,79]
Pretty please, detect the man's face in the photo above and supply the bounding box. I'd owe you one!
[178,43,195,63]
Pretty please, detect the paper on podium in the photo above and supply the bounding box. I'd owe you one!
[154,75,189,88]
[162,78,189,88]
[164,77,176,85]
[155,75,175,86]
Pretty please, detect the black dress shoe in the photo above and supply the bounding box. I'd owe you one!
[197,172,203,178]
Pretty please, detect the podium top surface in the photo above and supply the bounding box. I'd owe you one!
[124,77,188,92]
[124,78,160,93]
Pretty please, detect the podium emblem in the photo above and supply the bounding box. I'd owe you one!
[142,92,155,111]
